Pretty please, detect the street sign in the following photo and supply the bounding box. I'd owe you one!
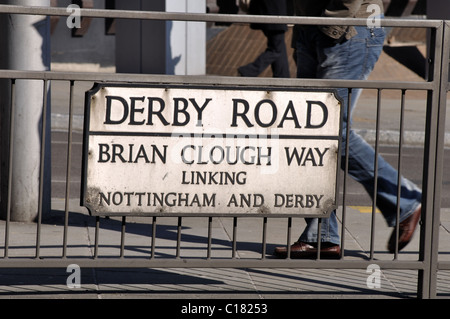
[81,84,342,217]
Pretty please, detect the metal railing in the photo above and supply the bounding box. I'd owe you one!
[0,5,449,299]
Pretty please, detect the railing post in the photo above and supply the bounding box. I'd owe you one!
[426,20,450,299]
[417,19,447,299]
[0,0,51,222]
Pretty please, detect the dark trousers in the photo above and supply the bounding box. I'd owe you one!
[238,30,290,78]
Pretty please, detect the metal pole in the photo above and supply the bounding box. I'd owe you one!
[0,0,51,222]
[426,0,450,82]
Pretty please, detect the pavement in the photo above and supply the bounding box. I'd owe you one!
[2,197,450,300]
[1,24,450,302]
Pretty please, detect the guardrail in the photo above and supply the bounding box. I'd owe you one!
[0,4,449,299]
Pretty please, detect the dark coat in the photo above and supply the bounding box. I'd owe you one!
[248,0,287,32]
[293,0,384,40]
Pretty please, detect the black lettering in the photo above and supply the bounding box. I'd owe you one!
[196,171,207,184]
[112,192,123,205]
[226,146,239,165]
[257,147,272,165]
[178,193,189,206]
[181,170,247,185]
[274,194,284,207]
[147,97,169,126]
[303,148,317,166]
[99,192,111,206]
[173,98,190,126]
[164,193,177,207]
[236,171,247,184]
[305,100,328,129]
[181,171,189,184]
[254,99,277,128]
[134,145,150,163]
[274,194,323,208]
[285,194,293,208]
[124,192,134,206]
[285,147,305,166]
[203,193,216,207]
[197,146,208,164]
[296,195,304,208]
[315,147,329,166]
[152,193,164,206]
[208,172,218,184]
[136,192,146,206]
[98,144,110,163]
[278,100,301,128]
[111,144,126,163]
[210,146,225,164]
[240,194,251,207]
[227,194,238,207]
[128,144,134,162]
[305,195,315,208]
[151,145,167,164]
[240,146,255,165]
[231,99,253,127]
[189,98,212,127]
[129,96,146,125]
[181,145,195,164]
[314,195,324,208]
[104,96,129,125]
[253,194,264,207]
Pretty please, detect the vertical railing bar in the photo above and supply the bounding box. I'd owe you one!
[207,217,212,260]
[261,217,267,259]
[176,217,182,258]
[36,79,49,259]
[94,216,99,258]
[370,89,382,260]
[62,80,75,258]
[4,79,16,259]
[120,216,126,258]
[340,88,352,259]
[394,89,406,259]
[316,218,322,260]
[286,217,292,259]
[150,216,156,259]
[232,217,237,259]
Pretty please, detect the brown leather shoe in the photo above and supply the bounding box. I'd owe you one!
[274,241,341,259]
[387,205,421,253]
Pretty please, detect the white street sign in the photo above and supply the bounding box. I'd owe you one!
[81,84,342,216]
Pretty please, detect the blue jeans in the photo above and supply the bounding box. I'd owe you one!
[295,23,422,245]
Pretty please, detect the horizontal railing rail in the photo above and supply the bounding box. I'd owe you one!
[0,4,442,27]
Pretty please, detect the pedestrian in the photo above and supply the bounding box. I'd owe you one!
[237,0,290,78]
[274,0,422,259]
